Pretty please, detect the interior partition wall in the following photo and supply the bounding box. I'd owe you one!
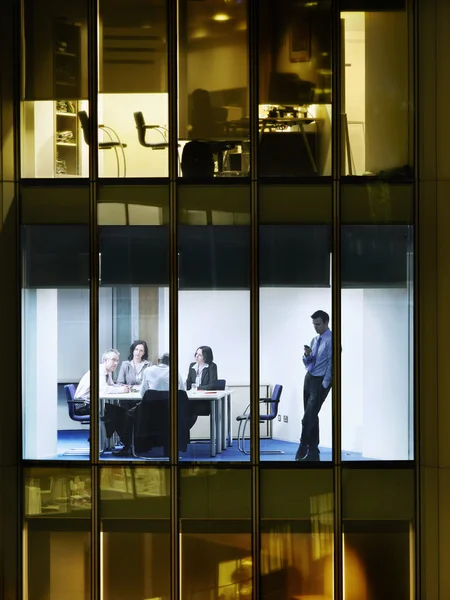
[17,2,417,600]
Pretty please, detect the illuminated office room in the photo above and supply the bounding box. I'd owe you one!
[14,1,419,599]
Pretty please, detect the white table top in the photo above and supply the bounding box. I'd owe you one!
[101,389,234,401]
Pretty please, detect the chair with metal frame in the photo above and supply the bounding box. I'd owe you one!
[133,111,169,150]
[236,384,284,455]
[78,110,127,177]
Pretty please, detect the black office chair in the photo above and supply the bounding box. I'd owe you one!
[181,141,214,177]
[130,389,190,459]
[78,110,127,177]
[236,384,284,455]
[133,111,169,150]
[64,384,90,456]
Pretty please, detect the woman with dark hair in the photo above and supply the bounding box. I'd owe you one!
[117,340,151,386]
[186,346,218,391]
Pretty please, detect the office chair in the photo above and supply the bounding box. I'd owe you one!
[133,111,169,150]
[181,141,214,177]
[130,389,190,459]
[78,110,127,177]
[236,384,284,455]
[64,384,90,456]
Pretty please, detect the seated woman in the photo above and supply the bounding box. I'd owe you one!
[117,340,151,387]
[186,345,218,391]
[186,346,218,428]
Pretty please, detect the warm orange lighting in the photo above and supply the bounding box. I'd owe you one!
[213,13,231,22]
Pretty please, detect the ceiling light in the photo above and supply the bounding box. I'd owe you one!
[213,13,231,21]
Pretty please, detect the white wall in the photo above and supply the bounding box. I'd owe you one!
[260,288,333,447]
[23,289,58,458]
[99,93,169,178]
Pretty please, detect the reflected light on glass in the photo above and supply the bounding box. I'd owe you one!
[343,533,369,600]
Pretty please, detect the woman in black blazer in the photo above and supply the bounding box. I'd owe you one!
[186,346,218,427]
[186,345,218,391]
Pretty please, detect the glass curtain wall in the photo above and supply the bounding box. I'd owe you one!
[98,0,168,178]
[21,0,89,178]
[19,0,417,598]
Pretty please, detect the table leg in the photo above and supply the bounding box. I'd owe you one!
[299,122,318,174]
[210,402,216,457]
[216,399,222,454]
[221,397,226,450]
[227,393,232,447]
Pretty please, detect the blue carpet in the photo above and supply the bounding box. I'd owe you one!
[56,430,367,462]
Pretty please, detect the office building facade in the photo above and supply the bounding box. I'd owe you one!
[0,0,448,598]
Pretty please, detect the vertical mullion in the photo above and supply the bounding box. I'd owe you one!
[332,2,343,600]
[248,2,260,600]
[168,1,180,600]
[88,0,100,599]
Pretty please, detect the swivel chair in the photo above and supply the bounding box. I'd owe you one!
[64,383,90,456]
[78,110,127,177]
[236,384,284,455]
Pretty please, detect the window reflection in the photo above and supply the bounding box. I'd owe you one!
[98,0,169,177]
[21,0,89,178]
[23,468,91,600]
[341,9,412,177]
[22,224,90,460]
[178,0,249,178]
[259,0,332,177]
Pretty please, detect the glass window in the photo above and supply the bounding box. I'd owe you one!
[261,469,334,599]
[180,467,252,599]
[341,5,412,177]
[259,186,333,462]
[178,0,249,178]
[23,467,91,599]
[342,468,415,600]
[21,0,89,178]
[98,185,171,460]
[22,207,90,460]
[259,0,332,177]
[100,466,171,598]
[178,185,250,461]
[341,184,414,460]
[98,0,168,178]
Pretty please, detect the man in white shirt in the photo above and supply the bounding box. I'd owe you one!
[140,353,185,396]
[74,348,130,415]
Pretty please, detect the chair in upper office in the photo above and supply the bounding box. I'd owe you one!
[64,383,90,456]
[133,111,169,150]
[130,389,190,459]
[236,384,283,455]
[78,110,127,177]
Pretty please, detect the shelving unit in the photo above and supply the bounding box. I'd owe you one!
[55,100,80,176]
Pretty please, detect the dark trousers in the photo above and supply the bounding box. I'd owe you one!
[301,372,331,451]
[104,403,132,447]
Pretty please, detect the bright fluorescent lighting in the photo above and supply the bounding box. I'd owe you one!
[213,13,231,22]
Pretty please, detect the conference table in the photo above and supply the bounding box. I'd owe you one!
[99,388,234,458]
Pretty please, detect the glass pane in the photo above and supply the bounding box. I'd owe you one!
[100,466,170,599]
[22,219,90,460]
[342,468,414,600]
[341,7,412,176]
[98,185,173,460]
[178,0,249,178]
[261,469,334,599]
[21,0,89,178]
[178,186,251,461]
[259,0,332,177]
[260,186,333,462]
[341,184,414,460]
[98,0,168,178]
[180,467,252,599]
[23,467,91,599]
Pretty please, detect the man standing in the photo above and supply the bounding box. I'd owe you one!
[295,310,332,462]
